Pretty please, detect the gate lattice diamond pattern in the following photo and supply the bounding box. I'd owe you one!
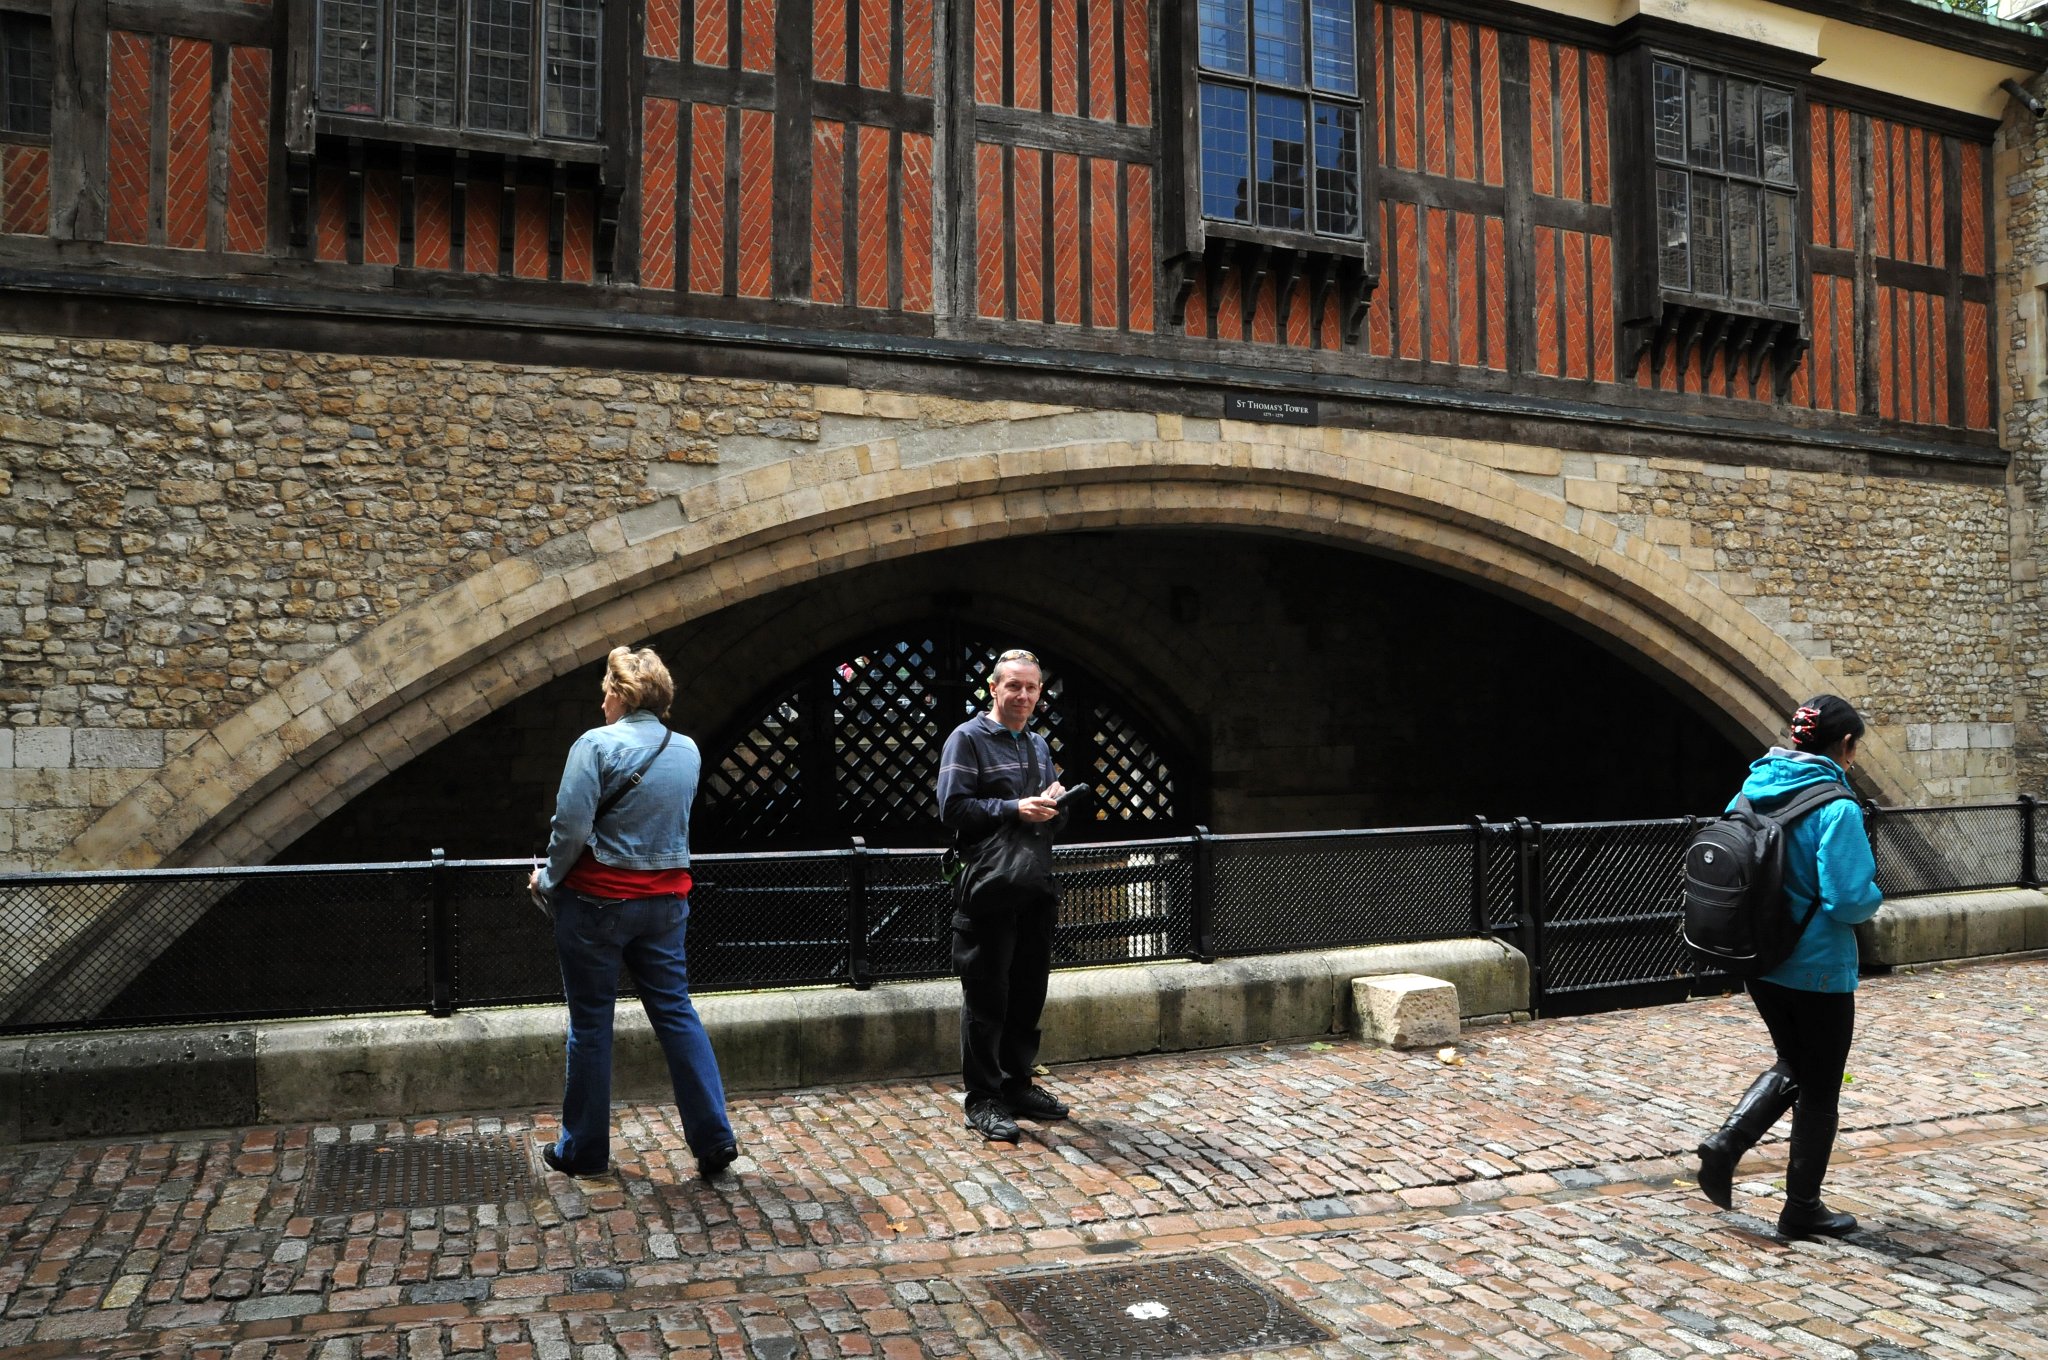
[697,625,1191,849]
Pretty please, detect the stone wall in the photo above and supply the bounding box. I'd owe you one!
[1612,460,2015,802]
[0,333,2032,871]
[0,336,818,865]
[1997,85,2048,797]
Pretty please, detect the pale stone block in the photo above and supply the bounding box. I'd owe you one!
[0,728,10,768]
[14,728,71,769]
[1473,442,1563,476]
[1351,973,1460,1049]
[73,729,165,770]
[1563,478,1618,513]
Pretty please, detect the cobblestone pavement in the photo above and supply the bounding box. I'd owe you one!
[2,958,2044,1359]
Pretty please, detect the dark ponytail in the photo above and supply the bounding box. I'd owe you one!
[1788,694,1865,753]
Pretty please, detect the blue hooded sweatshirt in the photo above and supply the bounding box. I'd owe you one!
[1730,748,1883,992]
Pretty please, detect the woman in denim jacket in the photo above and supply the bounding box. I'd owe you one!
[1695,694,1882,1238]
[528,646,738,1181]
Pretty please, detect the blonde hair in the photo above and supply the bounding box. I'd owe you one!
[603,646,674,719]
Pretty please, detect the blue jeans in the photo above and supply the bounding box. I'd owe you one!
[553,890,733,1171]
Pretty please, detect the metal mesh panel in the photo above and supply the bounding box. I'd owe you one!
[1207,827,1475,955]
[541,0,600,140]
[0,867,430,1032]
[1536,820,1703,1001]
[1869,804,2025,896]
[1050,841,1195,967]
[2037,805,2047,890]
[447,862,558,1006]
[317,0,383,116]
[1482,822,1519,933]
[687,852,851,990]
[864,850,953,981]
[467,0,533,134]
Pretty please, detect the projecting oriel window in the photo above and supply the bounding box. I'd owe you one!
[1196,0,1363,240]
[314,0,601,142]
[1652,57,1798,309]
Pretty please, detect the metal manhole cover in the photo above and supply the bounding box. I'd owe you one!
[302,1134,538,1215]
[987,1255,1332,1360]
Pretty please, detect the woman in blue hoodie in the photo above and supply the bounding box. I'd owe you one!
[1695,695,1883,1238]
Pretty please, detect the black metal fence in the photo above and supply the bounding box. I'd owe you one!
[0,798,2036,1034]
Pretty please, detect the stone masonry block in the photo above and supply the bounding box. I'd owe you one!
[13,729,71,770]
[72,729,166,770]
[1351,973,1460,1049]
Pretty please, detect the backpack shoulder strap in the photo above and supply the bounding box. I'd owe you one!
[1765,781,1852,828]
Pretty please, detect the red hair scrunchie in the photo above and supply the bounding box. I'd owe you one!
[1789,705,1822,744]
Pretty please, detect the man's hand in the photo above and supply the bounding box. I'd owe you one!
[528,866,544,894]
[1018,781,1066,823]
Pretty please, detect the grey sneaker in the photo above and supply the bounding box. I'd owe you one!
[965,1097,1021,1143]
[1003,1084,1070,1121]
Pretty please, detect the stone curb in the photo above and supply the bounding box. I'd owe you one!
[1857,887,2048,968]
[1,937,1526,1144]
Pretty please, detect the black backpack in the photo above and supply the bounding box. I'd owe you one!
[1681,782,1853,976]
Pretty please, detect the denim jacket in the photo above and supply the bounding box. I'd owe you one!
[537,710,701,894]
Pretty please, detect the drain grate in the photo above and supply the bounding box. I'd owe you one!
[302,1134,538,1215]
[987,1255,1332,1360]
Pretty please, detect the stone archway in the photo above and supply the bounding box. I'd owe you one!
[65,418,1914,874]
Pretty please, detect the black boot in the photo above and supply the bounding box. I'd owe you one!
[1777,1116,1857,1239]
[1696,1069,1797,1210]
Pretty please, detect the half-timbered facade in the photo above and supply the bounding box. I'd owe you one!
[0,0,2044,870]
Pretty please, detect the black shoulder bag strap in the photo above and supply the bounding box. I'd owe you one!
[594,728,672,827]
[1765,781,1855,942]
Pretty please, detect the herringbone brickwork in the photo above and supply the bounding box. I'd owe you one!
[0,145,49,237]
[736,109,774,298]
[855,125,888,309]
[224,48,269,254]
[363,171,399,267]
[641,98,680,291]
[690,105,727,294]
[164,37,212,251]
[106,32,152,245]
[811,120,846,305]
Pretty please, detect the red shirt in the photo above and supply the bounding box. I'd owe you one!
[561,849,693,901]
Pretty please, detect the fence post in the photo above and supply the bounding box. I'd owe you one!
[2022,795,2039,890]
[427,847,454,1017]
[1469,816,1489,935]
[1189,827,1215,963]
[846,837,873,990]
[1513,819,1544,1016]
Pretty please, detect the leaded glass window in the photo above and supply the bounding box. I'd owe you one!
[1198,0,1364,241]
[0,11,53,137]
[1650,58,1798,309]
[393,0,460,128]
[314,0,601,142]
